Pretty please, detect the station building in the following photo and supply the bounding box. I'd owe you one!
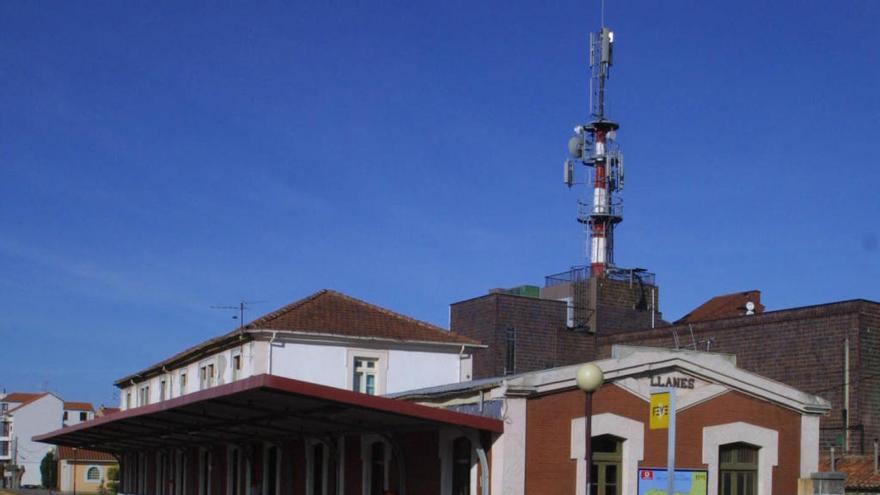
[114,289,481,412]
[37,337,832,495]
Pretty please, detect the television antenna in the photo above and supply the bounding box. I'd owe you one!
[211,300,266,330]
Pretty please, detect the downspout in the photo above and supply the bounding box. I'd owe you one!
[268,331,278,375]
[458,345,467,381]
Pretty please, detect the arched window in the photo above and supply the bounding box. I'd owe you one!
[719,443,758,495]
[86,466,101,481]
[591,434,622,495]
[452,437,472,495]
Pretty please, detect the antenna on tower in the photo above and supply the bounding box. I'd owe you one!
[564,2,624,279]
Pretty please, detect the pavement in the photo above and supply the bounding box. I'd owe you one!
[2,489,63,495]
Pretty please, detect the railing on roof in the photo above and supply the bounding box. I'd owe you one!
[544,265,656,287]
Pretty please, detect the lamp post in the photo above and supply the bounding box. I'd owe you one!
[576,363,604,495]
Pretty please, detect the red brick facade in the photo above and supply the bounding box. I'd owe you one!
[525,385,803,494]
[450,293,594,378]
[452,295,880,454]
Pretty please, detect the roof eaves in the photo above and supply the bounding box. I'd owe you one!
[248,328,485,348]
[114,331,251,386]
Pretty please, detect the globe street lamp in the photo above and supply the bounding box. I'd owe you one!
[576,363,604,495]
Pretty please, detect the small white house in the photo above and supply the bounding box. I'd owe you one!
[116,289,483,410]
[0,392,64,488]
[63,402,95,427]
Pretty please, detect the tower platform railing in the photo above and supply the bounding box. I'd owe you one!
[576,198,623,223]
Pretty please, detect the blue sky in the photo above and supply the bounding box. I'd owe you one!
[1,1,878,406]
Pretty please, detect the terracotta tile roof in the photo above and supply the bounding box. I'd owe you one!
[245,289,480,345]
[95,406,120,417]
[2,392,43,404]
[57,446,116,462]
[116,289,480,386]
[4,392,49,412]
[63,401,94,412]
[675,290,764,324]
[820,455,880,490]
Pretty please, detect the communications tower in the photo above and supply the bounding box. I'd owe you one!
[564,14,624,279]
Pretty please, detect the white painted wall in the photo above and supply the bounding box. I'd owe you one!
[12,394,63,487]
[63,409,94,427]
[270,342,348,389]
[386,349,460,394]
[119,341,264,410]
[800,415,820,477]
[118,336,469,409]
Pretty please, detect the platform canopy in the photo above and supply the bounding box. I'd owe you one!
[35,374,502,453]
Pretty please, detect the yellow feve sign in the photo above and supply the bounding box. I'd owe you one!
[649,392,670,430]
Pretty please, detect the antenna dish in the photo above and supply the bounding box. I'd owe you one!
[745,301,756,315]
[568,136,583,159]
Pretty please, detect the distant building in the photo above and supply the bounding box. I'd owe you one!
[63,402,95,427]
[115,289,482,411]
[1,392,96,488]
[56,446,117,494]
[450,278,880,454]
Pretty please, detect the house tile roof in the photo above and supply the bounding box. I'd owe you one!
[116,289,480,385]
[57,446,116,462]
[245,290,479,345]
[4,392,49,413]
[64,401,94,412]
[675,290,764,324]
[2,392,43,404]
[820,455,880,490]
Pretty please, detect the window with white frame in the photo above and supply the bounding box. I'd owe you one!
[86,466,101,482]
[232,353,242,381]
[179,371,187,396]
[79,411,87,421]
[125,391,132,409]
[564,296,575,328]
[139,385,150,406]
[160,378,167,401]
[353,358,378,395]
[199,362,215,390]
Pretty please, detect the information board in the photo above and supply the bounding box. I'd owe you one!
[637,468,708,495]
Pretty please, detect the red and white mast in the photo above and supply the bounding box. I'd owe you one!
[564,22,624,279]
